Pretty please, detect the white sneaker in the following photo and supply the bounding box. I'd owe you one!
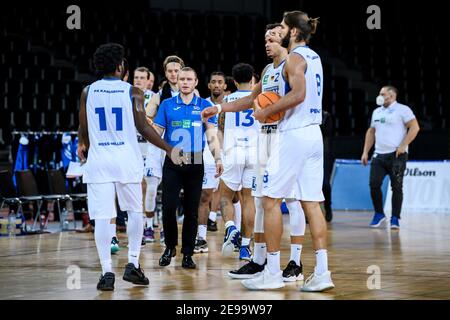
[301,271,335,292]
[241,266,285,290]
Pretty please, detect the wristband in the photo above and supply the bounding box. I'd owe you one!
[216,104,222,114]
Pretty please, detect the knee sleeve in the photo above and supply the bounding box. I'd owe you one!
[286,199,305,236]
[254,197,264,233]
[144,176,160,212]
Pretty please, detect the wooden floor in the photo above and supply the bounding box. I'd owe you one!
[1,211,450,300]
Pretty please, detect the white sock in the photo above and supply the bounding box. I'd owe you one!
[109,223,116,239]
[253,242,266,266]
[267,251,281,275]
[290,244,302,265]
[94,219,112,275]
[234,201,241,232]
[146,217,153,229]
[209,211,217,222]
[127,211,144,268]
[225,220,235,230]
[315,249,328,275]
[198,224,207,240]
[241,237,250,247]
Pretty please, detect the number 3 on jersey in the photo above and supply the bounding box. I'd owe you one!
[95,107,123,131]
[235,109,255,127]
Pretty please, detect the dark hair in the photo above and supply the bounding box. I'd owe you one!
[179,66,198,79]
[225,76,237,93]
[134,66,150,79]
[231,63,254,84]
[253,72,260,83]
[209,71,226,82]
[384,85,399,96]
[266,23,282,31]
[93,43,125,76]
[123,58,129,74]
[163,55,185,71]
[283,11,319,43]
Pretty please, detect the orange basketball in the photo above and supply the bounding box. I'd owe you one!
[255,91,284,123]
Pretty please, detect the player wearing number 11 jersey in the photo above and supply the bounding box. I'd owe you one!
[77,43,178,291]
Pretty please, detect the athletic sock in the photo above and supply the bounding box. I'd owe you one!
[267,251,281,275]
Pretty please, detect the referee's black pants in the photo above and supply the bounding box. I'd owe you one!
[369,152,407,218]
[161,156,204,256]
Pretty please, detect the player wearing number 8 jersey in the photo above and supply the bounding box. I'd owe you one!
[202,11,334,291]
[77,43,180,291]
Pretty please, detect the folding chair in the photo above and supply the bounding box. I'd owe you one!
[0,170,23,217]
[47,169,89,230]
[15,170,44,231]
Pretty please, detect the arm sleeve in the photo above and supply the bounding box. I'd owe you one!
[401,106,416,123]
[203,99,217,125]
[370,110,376,128]
[153,100,167,128]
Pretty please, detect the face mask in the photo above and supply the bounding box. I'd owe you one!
[376,95,385,106]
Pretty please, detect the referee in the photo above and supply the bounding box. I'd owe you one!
[152,67,223,268]
[361,86,420,229]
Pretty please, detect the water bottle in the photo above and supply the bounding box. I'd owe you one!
[61,208,69,231]
[8,211,16,238]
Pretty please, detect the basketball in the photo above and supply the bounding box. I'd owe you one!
[255,91,284,123]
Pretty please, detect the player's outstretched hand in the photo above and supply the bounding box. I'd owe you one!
[201,105,218,122]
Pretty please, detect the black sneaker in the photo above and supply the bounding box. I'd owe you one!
[228,260,265,279]
[194,238,209,253]
[282,260,304,282]
[123,263,149,285]
[97,272,115,291]
[207,219,218,232]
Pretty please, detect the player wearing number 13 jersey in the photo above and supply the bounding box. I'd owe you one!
[219,63,258,259]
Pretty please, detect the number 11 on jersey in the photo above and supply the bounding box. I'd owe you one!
[95,107,123,131]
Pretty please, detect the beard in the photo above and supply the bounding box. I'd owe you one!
[212,92,221,98]
[281,29,291,49]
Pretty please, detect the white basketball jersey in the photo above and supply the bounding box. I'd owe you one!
[261,60,286,95]
[223,90,257,151]
[137,89,156,156]
[84,79,143,184]
[279,46,323,131]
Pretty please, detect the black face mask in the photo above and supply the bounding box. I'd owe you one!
[281,28,291,49]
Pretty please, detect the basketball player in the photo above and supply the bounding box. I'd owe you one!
[202,11,334,292]
[146,55,185,118]
[77,43,181,291]
[206,71,227,232]
[147,71,156,93]
[219,63,258,261]
[130,67,159,243]
[228,24,306,282]
[194,72,227,253]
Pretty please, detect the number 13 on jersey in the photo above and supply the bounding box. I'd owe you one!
[235,109,255,127]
